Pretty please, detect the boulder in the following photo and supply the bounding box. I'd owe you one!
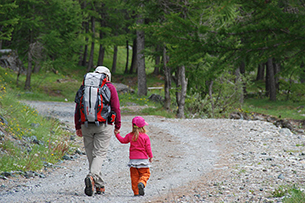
[113,83,135,94]
[0,49,25,74]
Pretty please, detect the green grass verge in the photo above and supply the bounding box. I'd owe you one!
[0,85,76,173]
[271,185,305,202]
[242,98,305,120]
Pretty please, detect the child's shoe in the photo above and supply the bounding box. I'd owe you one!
[96,186,105,194]
[84,176,95,196]
[138,182,145,196]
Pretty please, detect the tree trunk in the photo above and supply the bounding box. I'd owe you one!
[87,16,95,72]
[274,61,280,91]
[78,45,83,66]
[25,44,33,90]
[153,45,160,75]
[265,62,269,96]
[78,1,86,66]
[300,62,305,83]
[25,28,33,90]
[136,16,147,96]
[239,61,246,97]
[176,65,188,118]
[97,19,105,66]
[33,61,40,73]
[256,63,265,81]
[235,67,243,104]
[124,40,129,74]
[208,80,214,118]
[163,46,171,110]
[267,58,276,101]
[112,45,118,73]
[130,38,137,74]
[97,45,105,66]
[82,20,89,67]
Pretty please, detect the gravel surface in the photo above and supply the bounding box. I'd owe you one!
[1,101,305,202]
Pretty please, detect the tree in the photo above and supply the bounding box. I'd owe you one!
[10,0,82,89]
[175,65,188,118]
[267,58,277,101]
[136,13,147,96]
[87,15,96,72]
[163,46,171,110]
[0,1,18,45]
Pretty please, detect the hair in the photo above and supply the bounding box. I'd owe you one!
[131,124,147,142]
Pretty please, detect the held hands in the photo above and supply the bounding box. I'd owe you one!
[76,129,83,137]
[114,129,120,136]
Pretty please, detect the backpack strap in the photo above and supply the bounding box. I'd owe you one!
[94,74,108,126]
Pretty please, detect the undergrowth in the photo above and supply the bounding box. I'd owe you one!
[0,74,76,173]
[271,185,305,202]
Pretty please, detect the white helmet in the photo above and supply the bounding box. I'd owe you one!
[94,66,111,81]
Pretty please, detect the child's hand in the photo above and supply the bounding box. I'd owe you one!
[149,157,153,163]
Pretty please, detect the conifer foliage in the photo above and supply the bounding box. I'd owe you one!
[1,0,305,117]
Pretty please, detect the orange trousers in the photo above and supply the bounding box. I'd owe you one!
[130,167,151,195]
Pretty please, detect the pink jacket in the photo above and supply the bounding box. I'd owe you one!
[116,132,153,160]
[74,82,121,130]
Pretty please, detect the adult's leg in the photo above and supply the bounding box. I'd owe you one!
[82,124,95,171]
[89,124,113,187]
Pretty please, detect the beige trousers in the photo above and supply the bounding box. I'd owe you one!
[81,123,113,188]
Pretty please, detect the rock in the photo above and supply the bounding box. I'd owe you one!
[113,83,135,94]
[0,50,25,74]
[62,154,73,160]
[275,119,294,131]
[0,115,8,125]
[278,174,285,180]
[279,128,293,136]
[24,171,36,179]
[30,123,40,128]
[148,94,164,103]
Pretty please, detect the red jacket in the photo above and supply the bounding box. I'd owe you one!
[74,82,121,130]
[115,132,153,159]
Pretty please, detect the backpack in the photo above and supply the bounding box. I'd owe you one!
[75,72,115,127]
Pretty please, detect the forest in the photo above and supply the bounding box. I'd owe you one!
[1,0,305,119]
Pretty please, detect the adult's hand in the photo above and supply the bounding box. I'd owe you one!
[114,129,120,135]
[76,129,83,137]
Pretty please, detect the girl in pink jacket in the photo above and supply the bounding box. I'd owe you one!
[114,116,153,196]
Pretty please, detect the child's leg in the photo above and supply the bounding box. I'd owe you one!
[130,167,140,195]
[138,168,151,187]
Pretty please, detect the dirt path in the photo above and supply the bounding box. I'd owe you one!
[0,101,219,203]
[1,101,304,203]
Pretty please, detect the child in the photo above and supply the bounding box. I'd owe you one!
[114,116,153,196]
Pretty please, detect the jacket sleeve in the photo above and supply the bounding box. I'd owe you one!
[115,133,130,144]
[74,103,81,130]
[145,136,153,158]
[107,83,121,130]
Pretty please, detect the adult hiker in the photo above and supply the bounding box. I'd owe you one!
[74,66,121,196]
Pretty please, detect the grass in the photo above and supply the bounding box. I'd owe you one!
[243,98,305,120]
[0,47,170,174]
[0,83,75,173]
[271,185,305,202]
[1,45,305,202]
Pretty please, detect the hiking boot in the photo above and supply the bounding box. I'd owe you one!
[96,186,105,194]
[138,182,145,196]
[84,176,95,196]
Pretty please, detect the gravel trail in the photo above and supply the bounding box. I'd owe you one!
[1,101,305,203]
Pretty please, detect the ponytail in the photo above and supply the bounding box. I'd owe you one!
[131,125,147,141]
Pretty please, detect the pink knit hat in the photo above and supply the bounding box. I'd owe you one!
[132,116,148,128]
